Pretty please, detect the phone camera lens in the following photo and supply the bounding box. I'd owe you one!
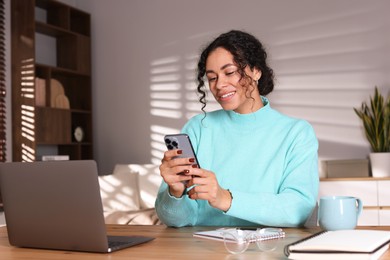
[167,144,174,150]
[165,139,171,144]
[172,141,178,148]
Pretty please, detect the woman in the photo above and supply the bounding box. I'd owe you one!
[155,30,319,227]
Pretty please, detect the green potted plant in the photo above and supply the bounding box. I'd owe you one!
[354,87,390,177]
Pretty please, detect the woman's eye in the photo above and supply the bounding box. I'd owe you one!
[208,77,217,82]
[226,71,236,76]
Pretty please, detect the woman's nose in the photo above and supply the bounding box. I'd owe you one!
[215,75,227,89]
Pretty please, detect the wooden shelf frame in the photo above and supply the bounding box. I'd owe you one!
[11,0,93,161]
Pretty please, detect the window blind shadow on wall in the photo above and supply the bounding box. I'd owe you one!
[148,50,219,165]
[267,6,386,161]
[148,3,388,165]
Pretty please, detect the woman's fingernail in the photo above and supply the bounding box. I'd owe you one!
[183,169,190,174]
[192,164,198,168]
[189,158,195,162]
[177,150,183,154]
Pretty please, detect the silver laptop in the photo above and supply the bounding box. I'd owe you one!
[0,160,154,253]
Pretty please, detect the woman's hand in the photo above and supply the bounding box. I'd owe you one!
[186,168,232,212]
[159,149,195,198]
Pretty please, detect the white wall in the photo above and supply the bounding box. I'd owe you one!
[5,1,390,175]
[72,0,390,175]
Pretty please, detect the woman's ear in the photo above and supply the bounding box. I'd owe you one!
[253,68,262,81]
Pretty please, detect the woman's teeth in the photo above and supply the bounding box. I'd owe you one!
[221,92,234,98]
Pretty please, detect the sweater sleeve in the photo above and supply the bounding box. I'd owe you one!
[226,121,319,227]
[154,181,199,227]
[154,117,203,227]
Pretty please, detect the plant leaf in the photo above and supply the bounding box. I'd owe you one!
[354,86,390,152]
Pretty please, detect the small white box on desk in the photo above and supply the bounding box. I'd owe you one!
[321,159,369,178]
[41,155,69,161]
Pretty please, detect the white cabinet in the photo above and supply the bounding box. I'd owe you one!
[379,210,390,225]
[359,210,379,226]
[378,181,390,206]
[319,181,377,206]
[319,178,390,226]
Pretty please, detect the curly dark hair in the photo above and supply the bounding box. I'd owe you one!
[196,30,274,113]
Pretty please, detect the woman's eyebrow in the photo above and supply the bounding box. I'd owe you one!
[221,63,236,70]
[206,64,236,74]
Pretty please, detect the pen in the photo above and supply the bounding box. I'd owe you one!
[217,227,259,231]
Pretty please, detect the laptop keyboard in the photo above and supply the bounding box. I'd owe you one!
[108,240,133,248]
[107,235,154,251]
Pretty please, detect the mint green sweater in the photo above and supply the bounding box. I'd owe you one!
[155,98,319,227]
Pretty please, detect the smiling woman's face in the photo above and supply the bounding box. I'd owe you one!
[205,47,262,114]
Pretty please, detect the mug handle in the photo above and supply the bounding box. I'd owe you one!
[356,198,363,217]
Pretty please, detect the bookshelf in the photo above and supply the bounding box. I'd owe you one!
[11,0,93,161]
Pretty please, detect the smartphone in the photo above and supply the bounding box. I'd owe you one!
[164,133,201,168]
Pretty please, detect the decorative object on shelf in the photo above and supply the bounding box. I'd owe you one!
[354,87,390,177]
[73,126,84,142]
[50,79,70,109]
[55,94,70,109]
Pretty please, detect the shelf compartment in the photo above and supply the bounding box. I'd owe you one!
[50,73,91,111]
[35,107,71,144]
[35,21,73,38]
[35,23,90,73]
[58,143,93,160]
[70,8,90,36]
[36,0,70,30]
[71,112,92,143]
[35,0,90,37]
[36,63,89,77]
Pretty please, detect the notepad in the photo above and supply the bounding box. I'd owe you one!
[284,229,390,260]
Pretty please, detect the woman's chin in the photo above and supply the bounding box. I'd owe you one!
[220,103,236,111]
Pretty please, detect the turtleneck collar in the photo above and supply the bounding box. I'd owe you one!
[219,96,273,132]
[226,96,270,119]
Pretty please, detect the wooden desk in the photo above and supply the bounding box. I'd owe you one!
[0,225,390,259]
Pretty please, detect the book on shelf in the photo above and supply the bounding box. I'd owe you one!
[35,77,46,107]
[284,229,390,260]
[41,155,70,161]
